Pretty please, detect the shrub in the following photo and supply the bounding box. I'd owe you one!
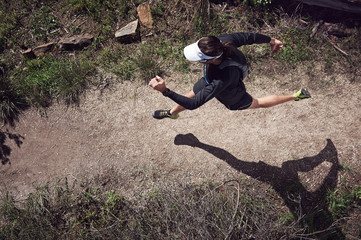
[0,77,28,126]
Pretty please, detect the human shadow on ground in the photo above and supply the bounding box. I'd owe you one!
[174,133,344,239]
[0,129,24,165]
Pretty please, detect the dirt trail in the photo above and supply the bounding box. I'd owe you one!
[1,68,360,199]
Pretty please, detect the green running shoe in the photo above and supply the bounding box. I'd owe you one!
[152,110,179,119]
[294,88,311,101]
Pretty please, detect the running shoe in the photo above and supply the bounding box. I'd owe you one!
[294,88,311,101]
[152,109,179,119]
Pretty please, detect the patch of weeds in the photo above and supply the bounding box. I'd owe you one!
[0,77,28,126]
[0,4,19,52]
[209,10,230,36]
[342,29,361,57]
[193,0,211,38]
[154,39,190,73]
[0,178,323,239]
[324,57,334,74]
[0,186,60,239]
[275,27,315,66]
[10,57,95,109]
[54,59,95,105]
[243,0,273,9]
[67,0,130,22]
[340,162,355,173]
[29,6,59,42]
[133,45,162,82]
[327,185,361,219]
[97,47,136,80]
[151,1,166,18]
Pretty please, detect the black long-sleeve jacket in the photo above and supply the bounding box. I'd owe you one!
[166,32,271,110]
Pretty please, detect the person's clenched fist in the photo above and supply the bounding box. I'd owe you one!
[149,75,167,93]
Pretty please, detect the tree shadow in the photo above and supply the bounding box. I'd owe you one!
[174,133,344,239]
[0,129,24,165]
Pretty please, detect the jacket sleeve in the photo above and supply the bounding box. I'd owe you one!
[218,32,271,48]
[165,67,239,110]
[166,79,227,110]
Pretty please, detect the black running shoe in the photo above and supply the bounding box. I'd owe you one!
[152,110,179,119]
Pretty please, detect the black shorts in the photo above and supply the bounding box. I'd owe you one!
[235,92,253,110]
[193,77,253,110]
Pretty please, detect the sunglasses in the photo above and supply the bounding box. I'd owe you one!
[199,59,210,63]
[198,52,223,63]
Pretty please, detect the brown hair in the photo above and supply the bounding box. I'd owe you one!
[198,36,233,59]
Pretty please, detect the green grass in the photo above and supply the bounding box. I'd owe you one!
[275,27,315,66]
[0,78,28,126]
[133,45,162,82]
[0,4,18,53]
[97,47,136,80]
[327,185,361,219]
[29,5,60,42]
[96,40,190,82]
[67,0,130,22]
[10,57,95,109]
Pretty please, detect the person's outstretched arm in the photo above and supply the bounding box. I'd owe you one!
[219,32,283,53]
[149,75,231,110]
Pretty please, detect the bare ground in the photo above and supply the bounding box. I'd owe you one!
[1,63,360,202]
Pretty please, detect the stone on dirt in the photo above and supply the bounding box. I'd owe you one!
[115,19,140,43]
[58,33,94,51]
[137,3,153,29]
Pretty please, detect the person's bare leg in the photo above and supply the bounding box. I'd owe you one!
[248,94,295,109]
[169,90,195,115]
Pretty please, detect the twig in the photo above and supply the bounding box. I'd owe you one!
[325,37,349,56]
[77,20,87,28]
[221,3,227,12]
[71,15,81,23]
[310,20,323,38]
[200,179,240,202]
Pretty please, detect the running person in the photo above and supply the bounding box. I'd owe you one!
[149,32,311,119]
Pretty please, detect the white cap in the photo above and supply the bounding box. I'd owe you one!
[183,40,223,62]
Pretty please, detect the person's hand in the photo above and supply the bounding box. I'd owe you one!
[149,75,167,93]
[270,38,283,54]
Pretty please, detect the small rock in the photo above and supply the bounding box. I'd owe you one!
[58,33,94,51]
[115,19,140,43]
[137,3,153,29]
